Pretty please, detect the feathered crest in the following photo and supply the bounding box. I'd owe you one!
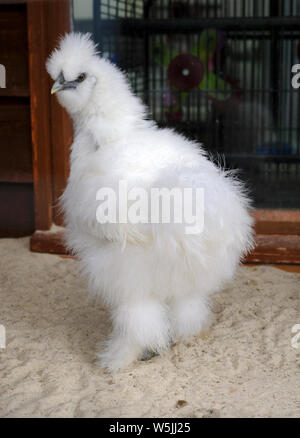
[58,32,99,57]
[46,32,99,80]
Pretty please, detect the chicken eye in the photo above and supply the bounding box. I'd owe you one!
[77,73,86,82]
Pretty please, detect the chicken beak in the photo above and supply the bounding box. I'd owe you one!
[51,80,64,94]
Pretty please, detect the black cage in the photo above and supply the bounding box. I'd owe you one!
[74,0,300,209]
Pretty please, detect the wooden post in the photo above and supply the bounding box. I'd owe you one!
[27,0,72,244]
[27,0,53,230]
[45,0,73,226]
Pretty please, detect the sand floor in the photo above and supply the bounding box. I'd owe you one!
[0,237,299,418]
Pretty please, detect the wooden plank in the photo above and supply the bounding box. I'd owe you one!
[245,234,300,264]
[45,0,72,226]
[253,209,300,235]
[30,229,66,254]
[0,98,33,183]
[27,0,53,230]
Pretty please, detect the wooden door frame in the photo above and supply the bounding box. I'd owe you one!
[27,1,300,264]
[27,0,72,232]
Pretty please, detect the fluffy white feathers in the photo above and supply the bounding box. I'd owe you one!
[47,33,254,372]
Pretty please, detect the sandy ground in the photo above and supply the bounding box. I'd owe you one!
[0,237,299,418]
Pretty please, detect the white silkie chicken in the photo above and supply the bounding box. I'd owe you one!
[47,33,254,372]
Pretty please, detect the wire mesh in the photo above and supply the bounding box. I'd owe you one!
[74,0,300,208]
